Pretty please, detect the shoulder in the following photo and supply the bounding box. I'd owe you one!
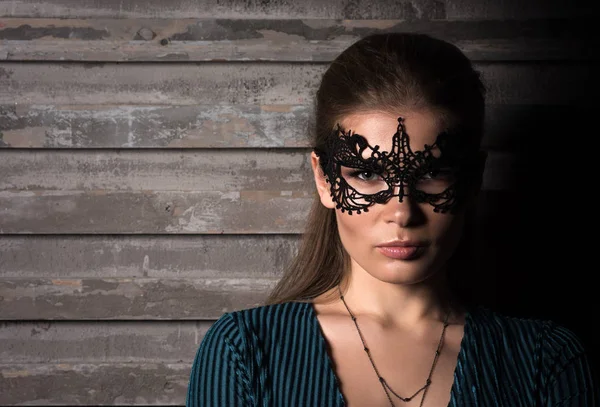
[201,301,313,341]
[232,300,312,317]
[196,310,240,352]
[467,306,587,358]
[457,307,598,402]
[227,301,313,334]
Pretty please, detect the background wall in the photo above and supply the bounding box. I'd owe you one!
[0,0,596,404]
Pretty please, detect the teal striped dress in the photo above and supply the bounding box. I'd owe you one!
[186,301,598,406]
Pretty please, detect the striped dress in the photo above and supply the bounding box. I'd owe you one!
[186,301,598,406]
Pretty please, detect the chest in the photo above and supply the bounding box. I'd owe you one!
[317,316,464,407]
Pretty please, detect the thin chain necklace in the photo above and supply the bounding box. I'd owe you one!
[337,284,451,407]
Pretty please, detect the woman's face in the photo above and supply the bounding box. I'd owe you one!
[311,110,476,286]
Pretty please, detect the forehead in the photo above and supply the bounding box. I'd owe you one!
[337,110,445,152]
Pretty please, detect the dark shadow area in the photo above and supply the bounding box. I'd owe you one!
[513,103,597,372]
[467,99,598,379]
[454,10,599,375]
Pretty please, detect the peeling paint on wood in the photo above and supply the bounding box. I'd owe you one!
[0,0,446,19]
[0,277,278,319]
[0,103,311,148]
[0,150,313,191]
[0,235,299,278]
[0,63,324,105]
[0,363,191,404]
[0,190,314,233]
[0,18,592,61]
[0,320,213,362]
[8,36,566,62]
[0,18,110,40]
[1,0,592,19]
[0,63,593,105]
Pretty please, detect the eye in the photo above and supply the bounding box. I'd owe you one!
[421,168,454,181]
[349,170,382,182]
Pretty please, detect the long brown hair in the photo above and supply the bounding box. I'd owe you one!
[265,32,486,305]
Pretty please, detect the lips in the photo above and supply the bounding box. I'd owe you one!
[376,240,427,260]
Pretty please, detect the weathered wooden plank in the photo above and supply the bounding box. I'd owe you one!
[446,0,593,19]
[0,320,212,363]
[0,63,593,105]
[0,104,578,149]
[0,150,313,192]
[0,0,591,19]
[0,190,314,234]
[0,0,445,19]
[0,277,276,319]
[0,235,298,278]
[0,104,312,148]
[0,363,190,404]
[0,18,593,62]
[9,37,585,63]
[0,63,322,105]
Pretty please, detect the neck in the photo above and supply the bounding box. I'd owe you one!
[338,269,456,329]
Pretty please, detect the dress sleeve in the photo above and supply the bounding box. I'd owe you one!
[541,322,599,406]
[186,312,254,407]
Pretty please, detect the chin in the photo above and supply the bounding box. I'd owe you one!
[379,266,439,285]
[363,272,433,287]
[374,254,447,284]
[350,259,420,284]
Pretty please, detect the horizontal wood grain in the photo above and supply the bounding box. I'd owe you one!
[0,320,210,363]
[0,18,592,62]
[0,362,190,404]
[0,190,314,234]
[0,277,277,319]
[0,150,313,191]
[0,104,312,148]
[0,0,591,19]
[0,235,299,278]
[0,63,593,105]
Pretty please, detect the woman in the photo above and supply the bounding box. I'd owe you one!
[186,33,598,406]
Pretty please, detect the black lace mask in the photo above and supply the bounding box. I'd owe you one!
[314,116,480,215]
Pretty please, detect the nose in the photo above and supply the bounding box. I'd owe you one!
[382,184,423,227]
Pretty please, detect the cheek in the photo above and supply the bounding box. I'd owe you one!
[430,211,465,247]
[334,210,373,246]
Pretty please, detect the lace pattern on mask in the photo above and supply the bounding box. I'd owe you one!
[314,116,478,215]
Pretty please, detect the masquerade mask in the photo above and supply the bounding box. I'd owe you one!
[314,116,480,215]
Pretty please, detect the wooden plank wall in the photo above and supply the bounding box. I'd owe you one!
[0,0,597,404]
